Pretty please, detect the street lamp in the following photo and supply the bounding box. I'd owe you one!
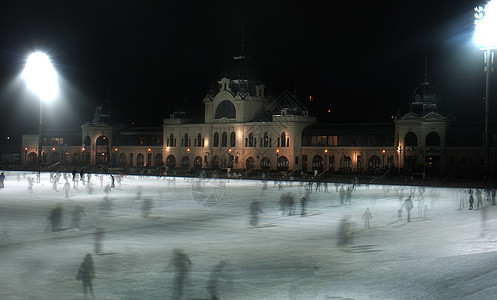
[475,2,497,175]
[22,51,58,167]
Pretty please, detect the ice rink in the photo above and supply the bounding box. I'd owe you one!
[0,171,496,300]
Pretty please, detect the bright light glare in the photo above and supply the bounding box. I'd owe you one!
[475,1,497,48]
[22,52,58,101]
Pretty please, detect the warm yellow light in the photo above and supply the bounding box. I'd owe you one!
[114,148,118,151]
[324,149,328,153]
[148,148,151,152]
[52,147,56,151]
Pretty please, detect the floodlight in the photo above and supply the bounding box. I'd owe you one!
[22,51,58,101]
[475,1,497,48]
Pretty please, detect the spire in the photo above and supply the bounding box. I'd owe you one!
[241,24,245,54]
[423,56,429,85]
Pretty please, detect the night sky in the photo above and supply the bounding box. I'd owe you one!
[0,0,492,143]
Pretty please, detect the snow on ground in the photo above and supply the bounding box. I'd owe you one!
[0,171,496,299]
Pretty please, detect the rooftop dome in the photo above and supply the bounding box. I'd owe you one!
[409,61,441,115]
[218,48,263,96]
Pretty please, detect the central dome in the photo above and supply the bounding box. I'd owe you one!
[219,53,263,96]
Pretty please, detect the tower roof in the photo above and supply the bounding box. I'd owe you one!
[409,59,441,115]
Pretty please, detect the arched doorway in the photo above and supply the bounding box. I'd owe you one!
[260,157,270,170]
[368,155,382,168]
[246,157,255,169]
[166,155,176,168]
[181,156,190,169]
[155,153,163,166]
[136,153,144,167]
[277,156,289,171]
[28,152,37,164]
[194,156,202,169]
[96,136,109,165]
[312,155,323,171]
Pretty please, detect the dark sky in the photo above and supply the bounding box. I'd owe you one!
[0,0,492,142]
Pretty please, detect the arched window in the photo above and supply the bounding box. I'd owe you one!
[246,157,255,169]
[405,132,417,147]
[312,155,323,169]
[277,156,289,171]
[181,156,190,168]
[136,153,145,167]
[169,134,175,147]
[184,133,189,147]
[84,136,91,146]
[213,132,219,147]
[426,132,440,146]
[166,155,176,168]
[222,132,228,147]
[155,153,163,166]
[248,133,254,147]
[230,132,236,147]
[343,155,352,168]
[214,100,236,119]
[197,133,202,147]
[260,157,271,170]
[368,155,382,168]
[263,132,269,147]
[281,132,286,147]
[96,136,108,146]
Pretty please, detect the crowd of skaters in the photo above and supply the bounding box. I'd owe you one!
[2,170,497,299]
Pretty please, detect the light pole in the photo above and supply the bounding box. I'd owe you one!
[475,2,497,175]
[22,51,58,167]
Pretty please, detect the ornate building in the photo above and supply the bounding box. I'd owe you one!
[20,53,496,176]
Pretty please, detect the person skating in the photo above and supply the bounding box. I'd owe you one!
[168,248,192,300]
[47,204,63,232]
[0,172,6,188]
[249,199,263,227]
[70,205,86,229]
[206,260,229,300]
[403,196,414,223]
[76,253,95,299]
[362,208,372,229]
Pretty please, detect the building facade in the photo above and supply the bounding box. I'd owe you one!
[21,53,497,176]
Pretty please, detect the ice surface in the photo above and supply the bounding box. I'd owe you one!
[0,171,496,299]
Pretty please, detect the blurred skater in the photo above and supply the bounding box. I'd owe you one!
[206,260,229,300]
[249,199,263,227]
[0,172,6,188]
[362,208,372,229]
[476,189,483,209]
[141,197,153,218]
[76,253,95,299]
[403,196,414,223]
[337,217,353,247]
[94,228,105,254]
[47,204,63,232]
[63,181,71,198]
[300,193,309,216]
[469,189,474,210]
[168,248,192,300]
[70,205,86,229]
